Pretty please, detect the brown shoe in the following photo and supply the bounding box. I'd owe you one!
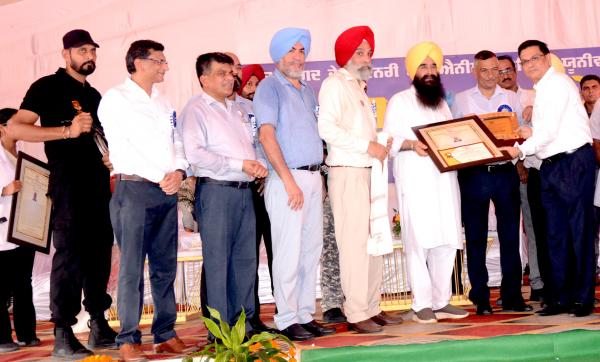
[154,336,190,354]
[371,311,403,326]
[349,318,383,333]
[119,343,147,362]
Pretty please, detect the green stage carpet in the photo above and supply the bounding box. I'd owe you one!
[301,329,600,362]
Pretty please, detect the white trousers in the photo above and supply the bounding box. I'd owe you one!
[404,242,457,312]
[265,169,323,330]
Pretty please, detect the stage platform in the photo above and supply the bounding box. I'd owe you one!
[3,285,600,361]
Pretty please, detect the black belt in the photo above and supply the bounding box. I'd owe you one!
[294,164,322,171]
[542,144,590,165]
[471,162,514,173]
[117,174,158,186]
[198,177,250,189]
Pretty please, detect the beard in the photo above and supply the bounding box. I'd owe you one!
[243,91,255,100]
[72,60,96,76]
[413,74,446,109]
[346,60,373,81]
[232,74,242,95]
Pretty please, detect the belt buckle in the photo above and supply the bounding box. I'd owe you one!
[487,165,493,172]
[236,181,245,189]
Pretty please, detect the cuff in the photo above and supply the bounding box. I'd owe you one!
[228,157,244,172]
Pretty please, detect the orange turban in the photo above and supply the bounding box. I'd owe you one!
[334,26,375,67]
[405,41,443,80]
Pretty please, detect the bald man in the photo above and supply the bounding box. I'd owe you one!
[384,41,468,323]
[318,26,401,333]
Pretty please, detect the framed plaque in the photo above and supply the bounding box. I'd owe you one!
[412,115,511,173]
[7,152,52,254]
[479,112,524,146]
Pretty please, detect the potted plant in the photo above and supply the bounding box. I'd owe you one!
[392,208,401,239]
[184,307,296,362]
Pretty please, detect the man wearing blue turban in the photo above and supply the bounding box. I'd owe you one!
[253,28,336,341]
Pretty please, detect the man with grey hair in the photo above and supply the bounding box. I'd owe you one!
[318,26,402,333]
[254,27,335,341]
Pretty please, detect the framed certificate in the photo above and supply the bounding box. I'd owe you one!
[7,152,52,254]
[412,116,511,172]
[479,112,524,146]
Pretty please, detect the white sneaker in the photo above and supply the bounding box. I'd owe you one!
[412,308,437,323]
[433,304,469,320]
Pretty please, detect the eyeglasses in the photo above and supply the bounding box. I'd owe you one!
[141,57,168,66]
[498,68,514,75]
[520,54,544,67]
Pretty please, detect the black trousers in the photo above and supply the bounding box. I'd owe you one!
[526,168,552,301]
[0,247,37,344]
[49,185,113,327]
[458,164,524,306]
[540,145,596,306]
[200,181,273,322]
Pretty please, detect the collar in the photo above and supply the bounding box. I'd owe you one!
[201,91,233,109]
[533,66,555,90]
[472,84,506,98]
[273,68,306,88]
[124,77,159,100]
[56,67,90,88]
[337,68,367,90]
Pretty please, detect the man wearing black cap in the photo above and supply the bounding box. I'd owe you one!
[8,29,116,358]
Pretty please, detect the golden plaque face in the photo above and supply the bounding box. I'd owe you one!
[479,112,523,145]
[412,115,511,172]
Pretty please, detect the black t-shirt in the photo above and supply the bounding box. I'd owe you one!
[20,68,109,200]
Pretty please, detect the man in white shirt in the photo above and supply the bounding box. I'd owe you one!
[179,52,268,339]
[383,41,468,324]
[452,50,531,315]
[497,55,547,304]
[503,39,596,317]
[318,26,401,333]
[580,74,600,117]
[98,40,189,361]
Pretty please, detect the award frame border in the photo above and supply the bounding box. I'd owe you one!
[7,151,52,254]
[412,115,511,173]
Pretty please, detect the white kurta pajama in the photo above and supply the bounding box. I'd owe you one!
[384,86,462,312]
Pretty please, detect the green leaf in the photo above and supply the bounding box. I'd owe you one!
[231,310,246,350]
[207,306,222,321]
[201,317,225,341]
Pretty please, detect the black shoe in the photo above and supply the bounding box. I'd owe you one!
[502,303,533,312]
[52,326,94,359]
[280,323,314,341]
[536,304,569,316]
[300,320,336,337]
[249,319,279,334]
[322,308,347,323]
[529,288,545,302]
[569,303,595,317]
[476,304,493,315]
[0,342,19,353]
[17,338,41,347]
[88,317,118,349]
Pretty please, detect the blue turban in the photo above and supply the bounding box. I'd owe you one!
[269,27,311,63]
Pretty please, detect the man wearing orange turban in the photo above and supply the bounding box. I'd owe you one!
[319,25,402,333]
[384,41,468,324]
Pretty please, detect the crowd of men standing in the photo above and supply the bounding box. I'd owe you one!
[0,26,599,362]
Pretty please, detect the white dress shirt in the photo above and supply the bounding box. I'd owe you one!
[98,78,187,183]
[451,84,523,124]
[589,100,600,140]
[517,67,592,159]
[318,68,376,167]
[178,92,260,182]
[517,86,536,108]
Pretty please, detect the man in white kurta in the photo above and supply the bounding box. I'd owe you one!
[383,41,467,323]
